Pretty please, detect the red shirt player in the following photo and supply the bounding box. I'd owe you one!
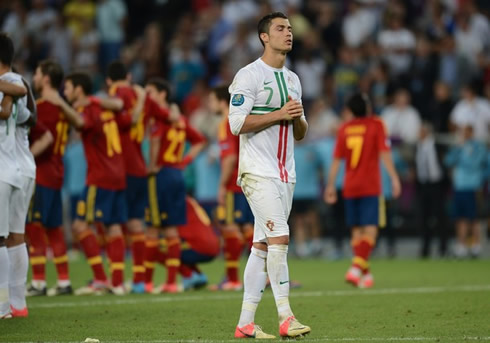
[325,93,400,289]
[209,85,254,291]
[49,71,129,294]
[26,60,72,296]
[144,77,206,293]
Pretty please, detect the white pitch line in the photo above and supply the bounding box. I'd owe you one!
[27,284,490,309]
[7,337,490,343]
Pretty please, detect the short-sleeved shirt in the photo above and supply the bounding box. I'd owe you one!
[152,116,205,169]
[334,117,390,198]
[78,97,126,190]
[32,99,68,189]
[218,118,241,193]
[110,84,148,177]
[228,58,304,184]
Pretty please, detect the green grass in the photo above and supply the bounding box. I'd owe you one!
[1,256,490,342]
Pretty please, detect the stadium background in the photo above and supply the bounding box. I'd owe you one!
[1,0,489,259]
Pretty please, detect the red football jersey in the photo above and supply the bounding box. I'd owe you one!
[153,116,205,169]
[218,118,241,193]
[78,97,126,190]
[31,99,68,190]
[109,84,147,177]
[178,196,220,257]
[334,117,390,198]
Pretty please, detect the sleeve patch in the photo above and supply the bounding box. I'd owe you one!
[231,94,245,106]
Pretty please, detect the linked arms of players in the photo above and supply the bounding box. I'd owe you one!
[234,95,304,135]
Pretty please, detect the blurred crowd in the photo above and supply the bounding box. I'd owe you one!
[2,0,490,259]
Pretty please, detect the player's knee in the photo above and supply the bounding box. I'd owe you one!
[107,224,123,237]
[127,219,144,233]
[163,226,179,238]
[252,242,268,253]
[268,235,289,245]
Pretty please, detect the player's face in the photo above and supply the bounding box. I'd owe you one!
[145,84,159,102]
[265,18,293,52]
[63,80,75,104]
[208,92,221,115]
[33,67,44,92]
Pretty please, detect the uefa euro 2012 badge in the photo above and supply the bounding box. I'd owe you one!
[231,94,244,106]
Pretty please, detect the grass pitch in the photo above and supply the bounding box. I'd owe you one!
[1,256,489,342]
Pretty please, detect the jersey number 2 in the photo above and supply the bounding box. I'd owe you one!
[164,128,186,163]
[346,135,364,168]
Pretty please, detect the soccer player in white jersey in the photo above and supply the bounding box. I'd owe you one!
[228,12,310,339]
[0,32,32,319]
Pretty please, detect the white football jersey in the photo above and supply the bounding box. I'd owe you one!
[0,72,35,180]
[0,72,27,188]
[228,58,303,184]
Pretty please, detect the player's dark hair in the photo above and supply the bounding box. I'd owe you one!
[39,59,64,89]
[257,12,288,47]
[346,93,370,117]
[107,60,127,82]
[65,72,92,95]
[0,32,14,67]
[212,85,230,103]
[147,77,171,99]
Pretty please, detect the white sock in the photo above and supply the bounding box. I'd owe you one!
[0,246,10,316]
[267,244,293,323]
[58,279,71,287]
[238,247,268,327]
[8,243,28,309]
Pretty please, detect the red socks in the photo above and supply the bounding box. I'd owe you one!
[352,237,375,274]
[224,231,243,282]
[26,223,47,282]
[78,229,107,283]
[46,227,70,283]
[131,233,146,284]
[165,237,181,285]
[107,235,125,287]
[144,238,159,285]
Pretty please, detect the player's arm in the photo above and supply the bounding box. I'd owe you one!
[98,96,124,112]
[131,84,147,125]
[380,151,401,198]
[292,114,308,140]
[324,158,342,204]
[181,124,206,167]
[43,91,85,129]
[0,80,27,97]
[218,153,237,205]
[31,130,54,157]
[149,135,160,174]
[21,77,37,127]
[0,95,13,120]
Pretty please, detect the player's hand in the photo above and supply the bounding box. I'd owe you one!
[133,84,146,98]
[324,184,337,204]
[217,184,226,206]
[280,95,303,120]
[391,176,402,199]
[169,103,181,122]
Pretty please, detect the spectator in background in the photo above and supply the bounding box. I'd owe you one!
[333,45,362,112]
[444,125,487,258]
[294,31,326,112]
[141,22,165,80]
[454,14,484,80]
[409,35,438,119]
[47,15,73,72]
[96,0,127,73]
[26,0,56,61]
[415,122,447,258]
[438,35,460,94]
[450,82,490,142]
[428,81,454,133]
[63,0,96,39]
[291,141,323,258]
[381,89,422,144]
[304,98,339,142]
[2,0,29,57]
[378,11,416,78]
[368,61,392,114]
[342,0,377,48]
[315,1,342,59]
[72,18,98,73]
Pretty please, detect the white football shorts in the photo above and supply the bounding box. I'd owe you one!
[240,173,295,243]
[9,176,34,234]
